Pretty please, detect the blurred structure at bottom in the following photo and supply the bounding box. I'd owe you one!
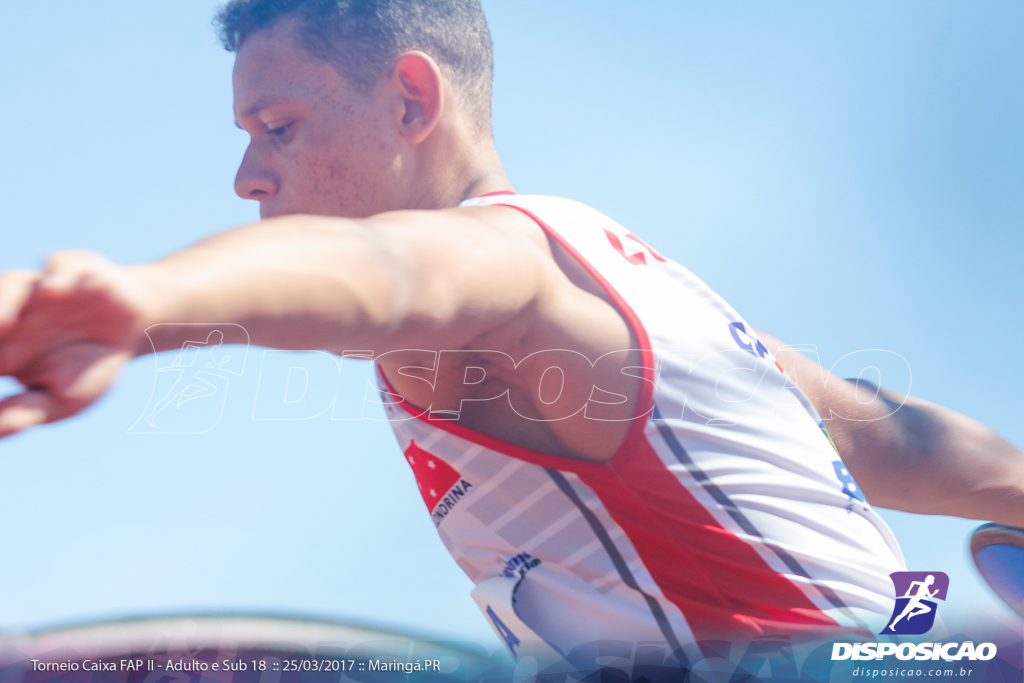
[2,608,1022,682]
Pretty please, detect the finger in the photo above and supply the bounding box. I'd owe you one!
[39,250,109,297]
[8,343,131,407]
[0,389,60,438]
[0,270,40,337]
[0,347,131,437]
[60,346,134,403]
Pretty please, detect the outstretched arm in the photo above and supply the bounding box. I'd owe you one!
[138,207,556,354]
[758,331,1024,527]
[0,206,593,437]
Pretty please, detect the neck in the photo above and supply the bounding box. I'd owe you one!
[411,130,514,210]
[454,138,514,203]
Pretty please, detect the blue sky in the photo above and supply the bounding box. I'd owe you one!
[0,1,1021,647]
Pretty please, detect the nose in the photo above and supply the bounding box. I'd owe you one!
[234,144,278,201]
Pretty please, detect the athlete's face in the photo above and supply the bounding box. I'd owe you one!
[232,18,405,219]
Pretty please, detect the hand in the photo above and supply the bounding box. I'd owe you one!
[0,251,153,437]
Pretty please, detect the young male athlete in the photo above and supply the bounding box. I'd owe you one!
[0,0,1021,659]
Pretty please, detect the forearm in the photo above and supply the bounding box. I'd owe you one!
[758,330,1024,526]
[131,214,407,355]
[851,390,1024,526]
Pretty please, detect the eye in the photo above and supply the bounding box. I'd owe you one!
[267,122,293,137]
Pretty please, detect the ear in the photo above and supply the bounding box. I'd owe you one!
[389,51,445,145]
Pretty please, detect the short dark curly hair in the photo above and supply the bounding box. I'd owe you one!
[214,0,494,134]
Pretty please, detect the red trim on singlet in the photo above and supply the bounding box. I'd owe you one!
[496,205,658,473]
[378,201,837,640]
[474,190,518,197]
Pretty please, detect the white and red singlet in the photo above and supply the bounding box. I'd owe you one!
[376,194,903,658]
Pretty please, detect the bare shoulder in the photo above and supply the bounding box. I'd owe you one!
[372,204,641,463]
[417,204,556,257]
[371,204,550,240]
[453,204,555,250]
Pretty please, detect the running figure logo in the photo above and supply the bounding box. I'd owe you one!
[880,571,949,635]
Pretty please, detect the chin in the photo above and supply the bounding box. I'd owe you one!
[259,203,304,220]
[259,196,376,220]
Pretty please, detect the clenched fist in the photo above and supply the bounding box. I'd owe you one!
[0,251,155,437]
